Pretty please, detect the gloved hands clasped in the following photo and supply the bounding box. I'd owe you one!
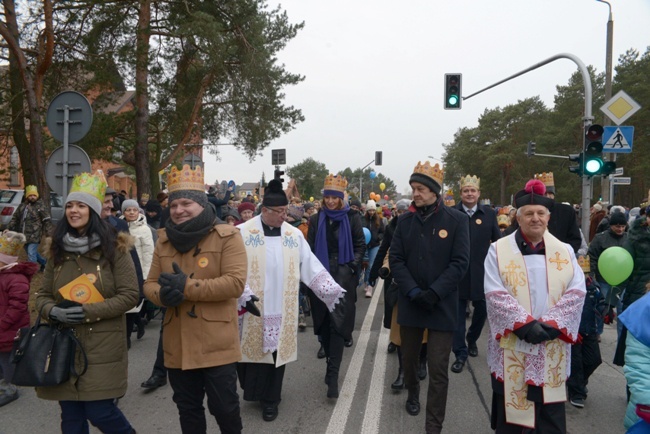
[513,320,560,344]
[50,300,85,324]
[407,287,440,312]
[158,262,187,307]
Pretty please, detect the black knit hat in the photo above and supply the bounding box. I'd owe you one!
[409,173,441,195]
[609,212,627,226]
[263,180,288,207]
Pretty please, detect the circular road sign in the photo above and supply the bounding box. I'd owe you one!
[46,145,92,196]
[46,91,93,143]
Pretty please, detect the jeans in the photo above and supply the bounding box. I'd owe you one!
[24,243,46,267]
[59,399,132,434]
[364,246,379,285]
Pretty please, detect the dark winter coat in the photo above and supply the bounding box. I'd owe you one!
[454,203,501,300]
[588,228,627,283]
[35,232,139,401]
[307,209,366,339]
[369,216,398,328]
[623,217,650,310]
[389,202,470,331]
[363,214,385,249]
[8,199,53,243]
[579,278,605,336]
[0,262,38,352]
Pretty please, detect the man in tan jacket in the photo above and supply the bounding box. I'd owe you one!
[144,164,247,434]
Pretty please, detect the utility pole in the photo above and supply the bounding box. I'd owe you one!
[597,0,615,203]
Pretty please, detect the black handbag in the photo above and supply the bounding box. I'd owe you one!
[10,314,88,387]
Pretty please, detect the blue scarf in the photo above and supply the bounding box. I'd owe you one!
[315,205,355,272]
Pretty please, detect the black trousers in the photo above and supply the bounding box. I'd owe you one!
[237,356,286,404]
[167,363,242,434]
[401,326,454,434]
[567,333,602,400]
[491,387,566,434]
[151,310,167,378]
[452,299,487,361]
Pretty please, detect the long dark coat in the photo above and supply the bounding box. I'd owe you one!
[307,210,366,339]
[390,203,470,331]
[453,203,501,300]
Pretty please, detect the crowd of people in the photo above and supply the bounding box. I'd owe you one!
[1,164,649,433]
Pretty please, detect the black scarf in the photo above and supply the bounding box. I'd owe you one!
[165,205,217,253]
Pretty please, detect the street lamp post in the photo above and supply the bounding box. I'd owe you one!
[597,0,615,203]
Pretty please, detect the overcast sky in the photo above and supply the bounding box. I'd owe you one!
[203,0,650,195]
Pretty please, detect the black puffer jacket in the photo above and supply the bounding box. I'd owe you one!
[623,217,650,310]
[588,227,627,283]
[307,210,366,339]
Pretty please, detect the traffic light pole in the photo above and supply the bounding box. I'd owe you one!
[463,53,594,236]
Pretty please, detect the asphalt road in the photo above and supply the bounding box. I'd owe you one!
[0,280,628,433]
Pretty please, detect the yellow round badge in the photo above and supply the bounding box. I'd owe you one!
[198,257,209,268]
[86,274,97,284]
[476,219,482,225]
[439,229,448,239]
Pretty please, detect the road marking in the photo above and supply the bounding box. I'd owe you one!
[361,316,390,433]
[325,280,384,434]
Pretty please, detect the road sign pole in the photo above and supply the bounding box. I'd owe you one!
[62,105,70,202]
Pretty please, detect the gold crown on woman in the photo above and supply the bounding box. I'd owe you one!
[534,172,554,188]
[69,171,107,203]
[167,164,205,192]
[323,174,348,192]
[460,174,480,190]
[413,161,444,186]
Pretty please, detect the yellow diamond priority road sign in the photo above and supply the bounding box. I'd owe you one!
[600,90,641,126]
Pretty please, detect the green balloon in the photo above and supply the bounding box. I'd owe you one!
[598,246,634,286]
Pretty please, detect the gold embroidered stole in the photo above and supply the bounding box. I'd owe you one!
[496,231,573,427]
[239,219,301,367]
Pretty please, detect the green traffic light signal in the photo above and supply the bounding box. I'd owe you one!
[448,95,459,106]
[444,73,462,110]
[584,157,604,175]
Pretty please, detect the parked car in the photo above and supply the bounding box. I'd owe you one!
[0,189,63,231]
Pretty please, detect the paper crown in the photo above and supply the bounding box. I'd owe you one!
[69,171,107,204]
[578,256,590,273]
[323,174,348,193]
[534,172,555,187]
[167,164,205,193]
[413,161,444,187]
[460,175,480,190]
[25,185,38,197]
[443,189,455,206]
[141,193,150,200]
[497,208,511,228]
[0,231,26,257]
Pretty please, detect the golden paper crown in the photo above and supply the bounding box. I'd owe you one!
[534,172,555,187]
[25,185,39,197]
[69,171,107,204]
[578,256,590,274]
[459,175,480,190]
[443,189,455,206]
[167,164,205,193]
[323,174,348,193]
[412,161,444,187]
[141,193,150,200]
[0,231,26,257]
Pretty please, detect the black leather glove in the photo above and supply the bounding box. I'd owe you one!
[413,289,439,312]
[158,262,187,293]
[346,262,357,275]
[598,303,616,325]
[538,322,561,340]
[50,306,85,324]
[159,285,185,307]
[330,295,347,336]
[245,295,261,317]
[513,321,550,344]
[378,267,390,280]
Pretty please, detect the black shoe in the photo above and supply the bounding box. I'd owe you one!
[327,377,339,399]
[262,403,279,421]
[570,396,585,408]
[451,359,465,373]
[468,341,478,357]
[344,337,353,347]
[387,342,397,353]
[141,375,167,389]
[391,369,404,390]
[405,396,420,415]
[0,391,19,408]
[137,325,145,340]
[317,345,326,359]
[417,359,427,380]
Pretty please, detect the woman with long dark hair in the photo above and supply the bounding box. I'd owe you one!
[307,174,366,398]
[35,171,139,434]
[362,199,385,298]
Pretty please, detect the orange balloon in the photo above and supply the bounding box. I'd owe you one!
[370,192,376,199]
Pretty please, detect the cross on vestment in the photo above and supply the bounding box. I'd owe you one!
[549,252,569,271]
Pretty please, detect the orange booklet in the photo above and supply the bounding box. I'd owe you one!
[58,274,105,304]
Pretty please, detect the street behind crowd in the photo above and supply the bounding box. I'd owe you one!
[0,280,628,434]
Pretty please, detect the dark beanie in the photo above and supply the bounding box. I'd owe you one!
[609,212,627,226]
[145,200,162,214]
[263,180,288,206]
[513,180,554,210]
[409,173,441,195]
[169,189,208,208]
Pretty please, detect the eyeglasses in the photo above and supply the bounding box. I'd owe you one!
[264,206,288,216]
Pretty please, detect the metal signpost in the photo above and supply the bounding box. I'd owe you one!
[45,91,93,201]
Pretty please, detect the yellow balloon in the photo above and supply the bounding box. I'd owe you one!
[310,197,314,202]
[379,182,386,192]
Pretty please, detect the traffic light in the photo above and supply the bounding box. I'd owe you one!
[444,73,462,109]
[583,124,617,177]
[274,169,285,183]
[526,141,536,158]
[568,153,584,177]
[375,151,383,166]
